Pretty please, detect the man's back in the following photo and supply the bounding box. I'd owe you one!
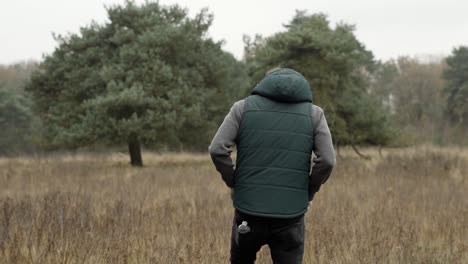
[209,68,335,264]
[234,71,314,218]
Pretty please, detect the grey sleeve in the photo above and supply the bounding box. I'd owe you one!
[208,100,245,187]
[309,106,336,201]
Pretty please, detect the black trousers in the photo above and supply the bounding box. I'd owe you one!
[230,209,305,264]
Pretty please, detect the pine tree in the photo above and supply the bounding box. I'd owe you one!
[443,46,468,126]
[244,12,394,148]
[26,1,248,165]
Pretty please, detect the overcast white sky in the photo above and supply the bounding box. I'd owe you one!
[1,0,467,64]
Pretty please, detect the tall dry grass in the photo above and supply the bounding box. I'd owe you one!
[0,147,467,263]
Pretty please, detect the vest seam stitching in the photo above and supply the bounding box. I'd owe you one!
[244,109,312,118]
[237,146,311,155]
[236,183,308,191]
[239,165,310,173]
[241,128,313,138]
[309,103,315,135]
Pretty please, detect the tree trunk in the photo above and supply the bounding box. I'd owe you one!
[335,142,343,159]
[351,143,371,160]
[128,135,143,167]
[378,145,384,159]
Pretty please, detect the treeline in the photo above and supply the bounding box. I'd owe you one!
[1,1,467,164]
[370,56,466,146]
[0,62,39,154]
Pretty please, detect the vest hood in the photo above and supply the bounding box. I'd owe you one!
[252,68,312,103]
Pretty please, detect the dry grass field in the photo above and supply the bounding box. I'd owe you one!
[0,146,467,264]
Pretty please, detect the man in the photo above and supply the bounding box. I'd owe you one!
[209,68,335,264]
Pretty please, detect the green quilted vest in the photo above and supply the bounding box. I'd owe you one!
[234,68,314,218]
